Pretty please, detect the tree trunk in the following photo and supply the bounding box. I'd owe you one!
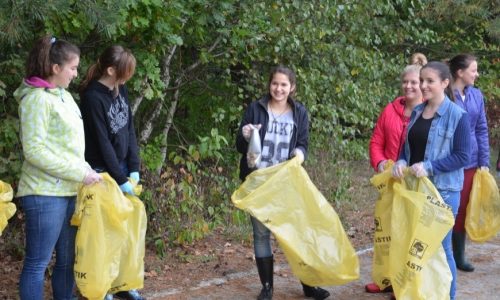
[155,36,223,174]
[139,45,177,143]
[155,88,180,174]
[131,76,148,116]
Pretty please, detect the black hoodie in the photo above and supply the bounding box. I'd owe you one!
[236,95,309,181]
[80,80,140,185]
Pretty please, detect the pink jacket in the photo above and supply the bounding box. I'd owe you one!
[369,96,410,171]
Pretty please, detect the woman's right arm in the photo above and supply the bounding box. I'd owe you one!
[236,104,254,154]
[369,107,388,171]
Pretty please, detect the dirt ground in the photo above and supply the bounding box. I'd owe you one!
[1,230,499,300]
[145,235,500,300]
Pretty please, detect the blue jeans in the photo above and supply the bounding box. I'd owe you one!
[439,190,460,300]
[19,195,77,300]
[251,216,272,258]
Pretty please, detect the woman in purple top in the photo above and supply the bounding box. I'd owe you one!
[449,54,490,272]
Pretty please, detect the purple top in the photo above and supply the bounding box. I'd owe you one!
[454,86,490,169]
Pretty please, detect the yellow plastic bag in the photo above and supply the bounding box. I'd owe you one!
[369,163,396,290]
[389,174,454,300]
[0,180,16,236]
[72,173,146,300]
[465,169,500,242]
[109,193,147,294]
[232,157,359,286]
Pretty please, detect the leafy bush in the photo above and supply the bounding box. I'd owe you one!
[0,0,498,257]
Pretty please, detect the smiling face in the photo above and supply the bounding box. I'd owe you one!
[457,60,479,86]
[269,72,295,104]
[49,54,80,88]
[401,71,422,101]
[420,67,449,103]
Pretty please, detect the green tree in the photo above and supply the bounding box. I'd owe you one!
[0,0,498,251]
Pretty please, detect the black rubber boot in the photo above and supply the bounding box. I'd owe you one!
[256,256,273,300]
[452,231,475,272]
[114,290,146,300]
[302,283,330,300]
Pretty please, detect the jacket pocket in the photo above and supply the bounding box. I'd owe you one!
[437,128,453,139]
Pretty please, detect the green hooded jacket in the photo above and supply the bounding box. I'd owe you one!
[14,81,90,197]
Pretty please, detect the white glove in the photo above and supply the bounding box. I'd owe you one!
[83,169,103,185]
[377,160,388,173]
[479,166,489,171]
[411,162,428,178]
[392,160,407,178]
[292,148,304,164]
[242,124,262,142]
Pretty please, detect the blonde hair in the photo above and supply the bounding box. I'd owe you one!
[401,52,428,79]
[410,52,427,66]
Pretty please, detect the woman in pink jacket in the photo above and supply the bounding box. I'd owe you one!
[365,53,426,294]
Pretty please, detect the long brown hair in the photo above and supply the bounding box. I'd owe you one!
[421,61,455,102]
[25,35,80,79]
[79,45,136,93]
[448,54,477,80]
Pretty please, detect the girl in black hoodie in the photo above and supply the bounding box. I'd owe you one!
[79,45,144,300]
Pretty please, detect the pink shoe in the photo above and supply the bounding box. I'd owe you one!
[364,283,393,293]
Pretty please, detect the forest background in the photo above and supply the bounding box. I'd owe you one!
[0,0,499,258]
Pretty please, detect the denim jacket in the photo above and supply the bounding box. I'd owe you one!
[399,96,470,192]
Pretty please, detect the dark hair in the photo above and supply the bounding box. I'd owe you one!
[449,54,477,79]
[267,65,297,97]
[421,61,455,101]
[25,36,80,79]
[79,45,136,92]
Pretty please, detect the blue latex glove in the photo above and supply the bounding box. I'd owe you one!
[119,181,135,195]
[129,172,140,183]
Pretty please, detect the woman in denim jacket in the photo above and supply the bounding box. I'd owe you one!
[392,61,470,300]
[449,54,490,272]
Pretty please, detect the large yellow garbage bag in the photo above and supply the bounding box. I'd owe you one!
[389,174,454,300]
[71,173,146,300]
[232,157,359,286]
[0,180,16,236]
[109,193,147,294]
[369,165,396,290]
[465,169,500,242]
